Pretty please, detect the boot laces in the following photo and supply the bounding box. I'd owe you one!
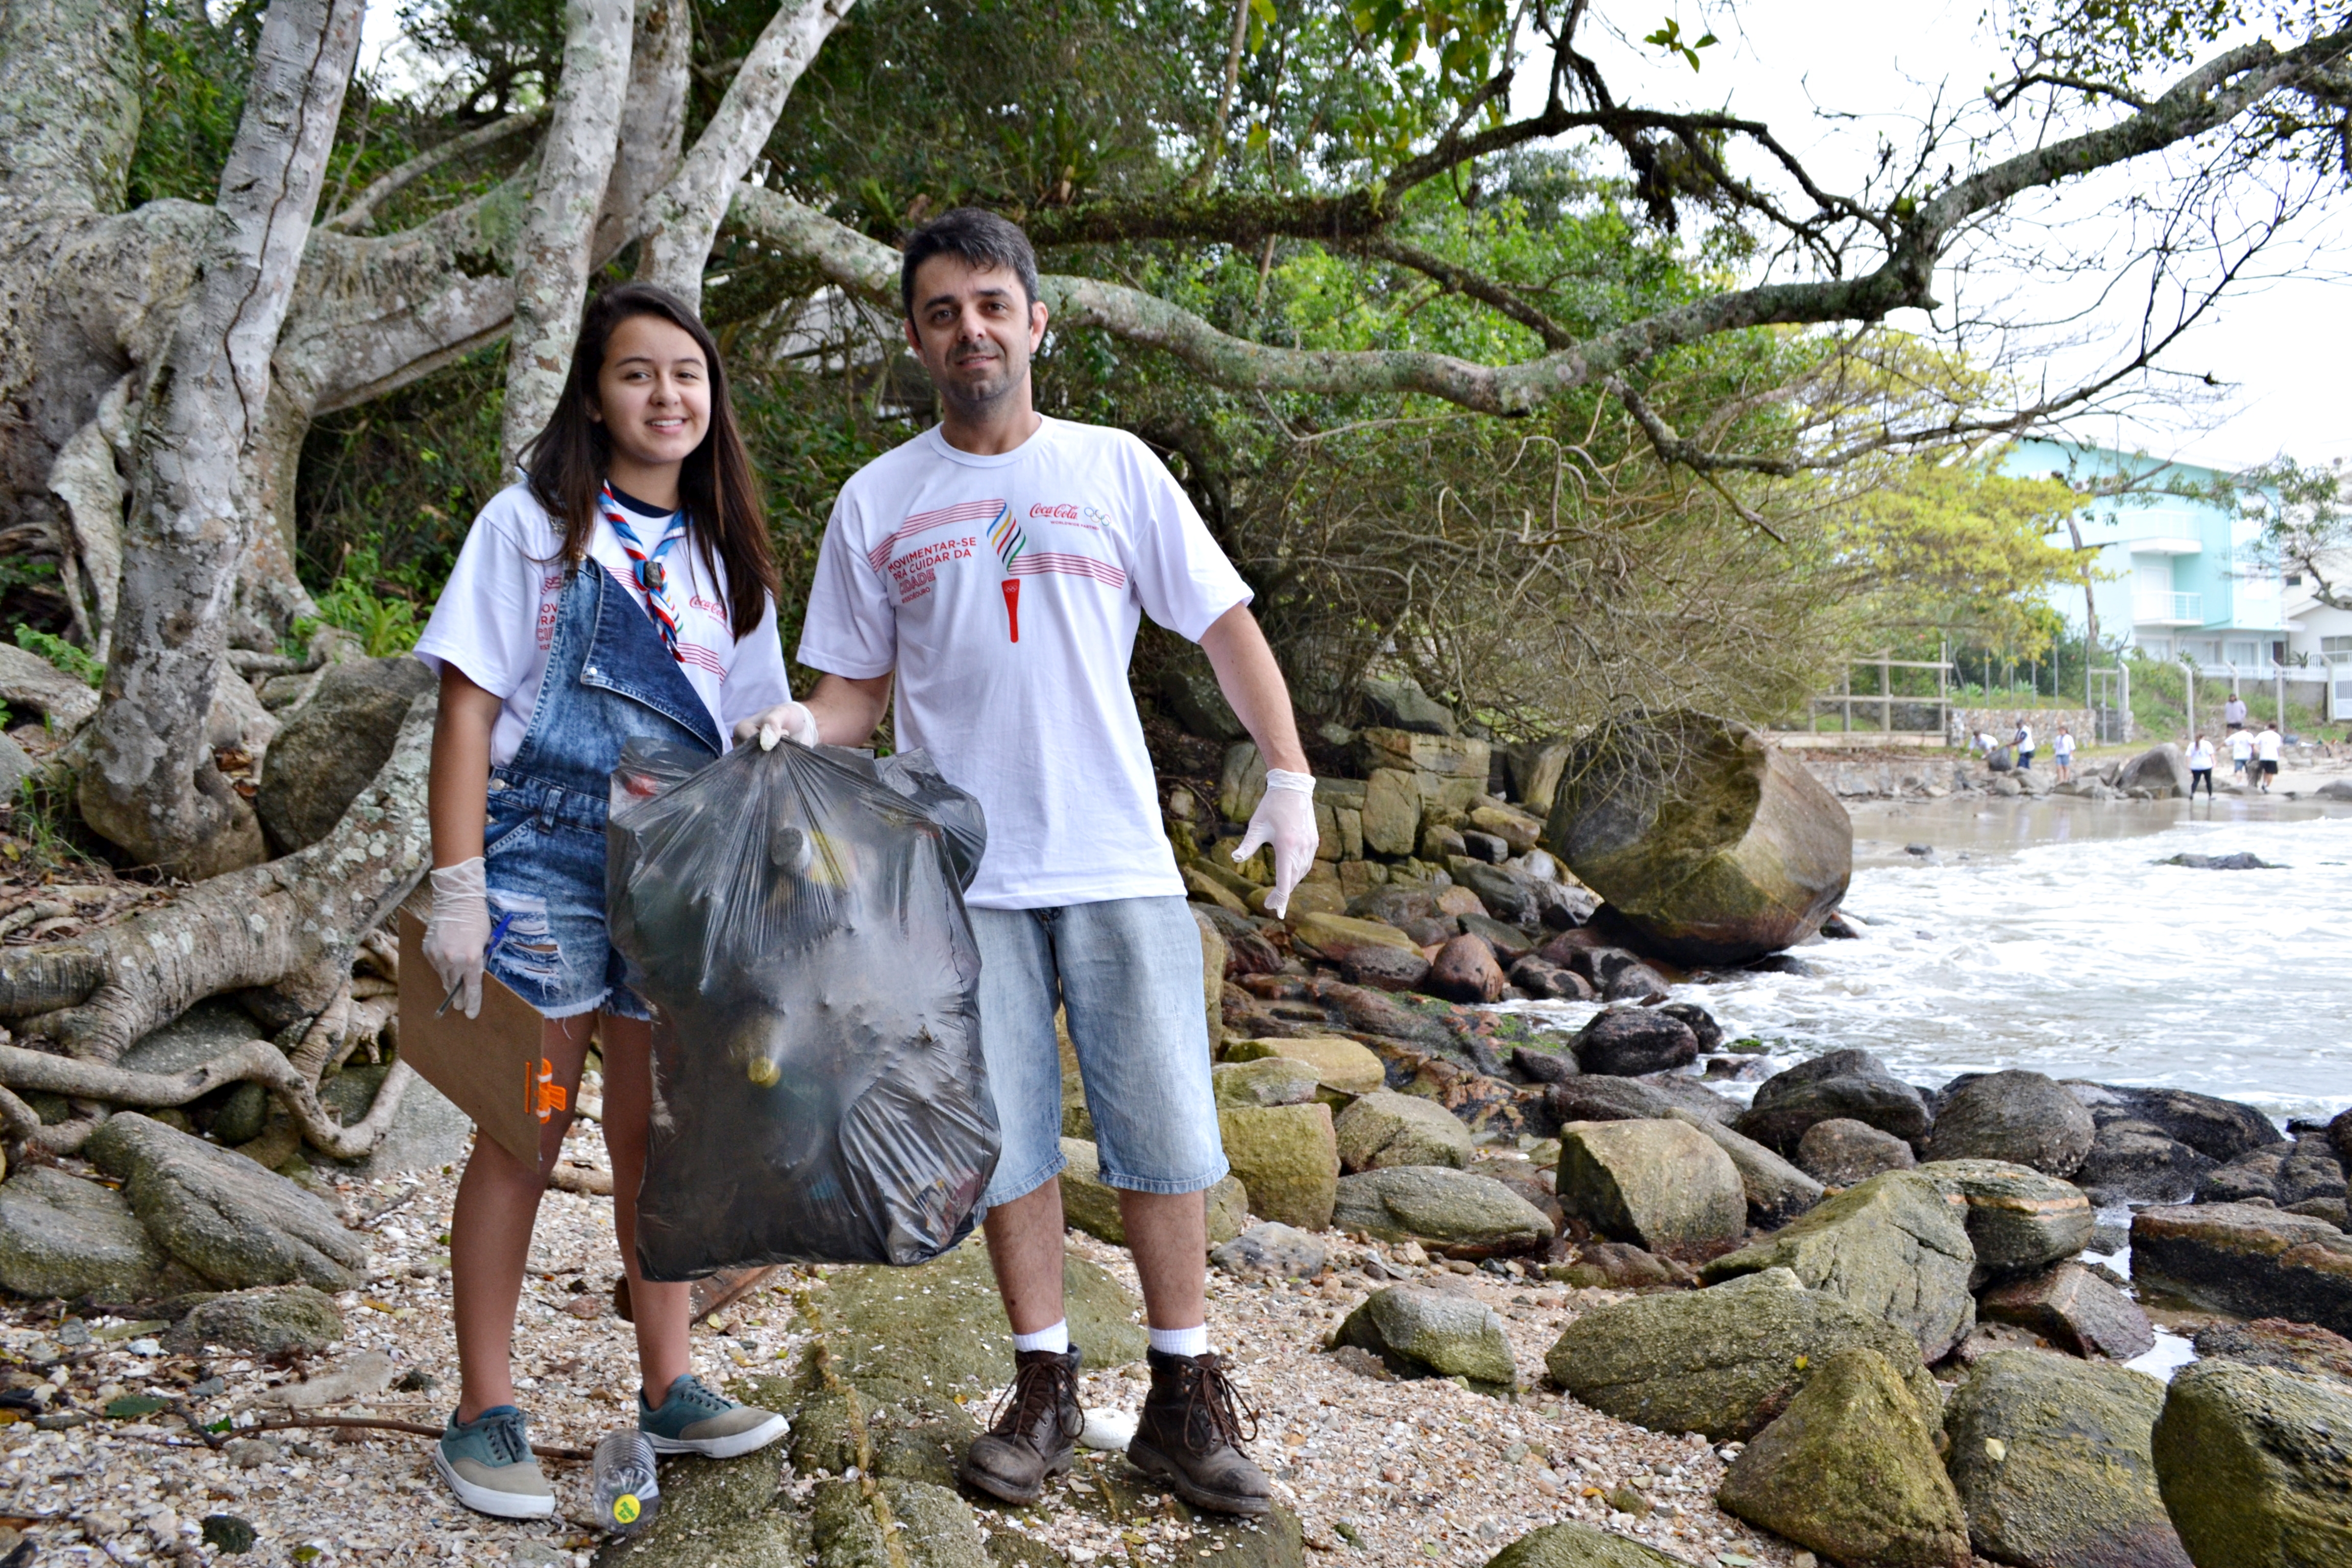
[1173,1353,1259,1454]
[988,1355,1082,1444]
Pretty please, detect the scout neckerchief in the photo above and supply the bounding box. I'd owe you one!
[599,481,690,663]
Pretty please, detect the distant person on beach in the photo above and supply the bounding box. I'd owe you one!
[2013,718,2035,771]
[2052,724,2075,782]
[2224,693,2248,730]
[2187,734,2216,797]
[2228,725,2255,780]
[2256,720,2283,791]
[1974,730,2009,770]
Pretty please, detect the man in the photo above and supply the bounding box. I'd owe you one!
[2228,724,2254,781]
[2013,717,2035,771]
[2051,724,2075,783]
[2255,719,2283,792]
[2223,692,2248,731]
[758,210,1312,1517]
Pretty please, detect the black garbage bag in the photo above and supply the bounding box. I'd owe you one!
[606,738,996,1275]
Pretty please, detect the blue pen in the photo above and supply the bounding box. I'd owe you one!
[437,910,517,1018]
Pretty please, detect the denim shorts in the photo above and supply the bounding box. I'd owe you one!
[480,773,651,1021]
[969,895,1227,1207]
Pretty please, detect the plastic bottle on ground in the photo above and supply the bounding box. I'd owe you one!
[591,1429,660,1534]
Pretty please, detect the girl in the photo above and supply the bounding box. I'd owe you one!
[2187,733,2216,798]
[413,284,818,1517]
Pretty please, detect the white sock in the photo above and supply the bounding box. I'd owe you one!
[1148,1324,1210,1358]
[1011,1320,1070,1355]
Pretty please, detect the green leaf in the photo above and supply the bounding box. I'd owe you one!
[1250,0,1277,25]
[1245,121,1271,152]
[105,1395,170,1419]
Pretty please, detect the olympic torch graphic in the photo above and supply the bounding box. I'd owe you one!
[988,503,1027,642]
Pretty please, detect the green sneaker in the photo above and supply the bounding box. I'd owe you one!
[433,1404,555,1519]
[639,1373,789,1458]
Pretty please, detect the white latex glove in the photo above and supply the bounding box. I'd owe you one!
[423,857,491,1020]
[1235,769,1318,918]
[732,700,820,752]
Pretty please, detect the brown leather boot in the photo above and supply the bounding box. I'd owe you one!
[1126,1350,1270,1516]
[958,1347,1084,1506]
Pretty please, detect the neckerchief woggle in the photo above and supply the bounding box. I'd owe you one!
[599,481,690,664]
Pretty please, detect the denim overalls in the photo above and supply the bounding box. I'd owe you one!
[482,561,722,1019]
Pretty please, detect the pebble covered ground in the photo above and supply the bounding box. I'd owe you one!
[0,1092,1923,1568]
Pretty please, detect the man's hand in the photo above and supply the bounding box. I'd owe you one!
[1235,769,1317,918]
[423,857,492,1020]
[733,701,820,751]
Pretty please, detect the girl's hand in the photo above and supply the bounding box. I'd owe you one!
[733,701,819,751]
[424,857,493,1019]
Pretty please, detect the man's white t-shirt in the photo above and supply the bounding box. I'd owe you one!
[797,417,1251,909]
[2257,728,2283,762]
[2016,724,2034,751]
[2229,730,2255,762]
[413,481,792,765]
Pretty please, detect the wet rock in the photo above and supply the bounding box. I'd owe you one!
[1571,1009,1698,1077]
[1942,1349,2189,1568]
[1664,1109,1824,1228]
[1212,1058,1322,1109]
[1546,1268,1942,1441]
[2130,1203,2352,1336]
[1714,1347,1971,1568]
[2152,1359,2352,1567]
[2160,851,2283,870]
[2198,1141,2301,1204]
[1915,1159,2095,1283]
[1334,1090,1474,1172]
[1219,1103,1340,1231]
[1654,1002,1723,1051]
[1977,1261,2155,1361]
[1505,957,1590,1000]
[0,1165,168,1300]
[2075,1118,2218,1206]
[255,655,435,854]
[1479,1520,1693,1568]
[796,1238,1144,1404]
[1331,1166,1554,1256]
[1796,1118,1917,1186]
[84,1112,366,1290]
[1627,1074,1741,1122]
[1454,862,1541,926]
[1543,1076,1685,1123]
[1222,1036,1388,1099]
[813,1475,986,1568]
[2065,1081,2281,1163]
[1544,713,1851,964]
[1510,1045,1580,1085]
[1554,1119,1745,1259]
[1423,934,1506,1004]
[1330,1284,1517,1387]
[166,1285,345,1358]
[1925,1071,2096,1178]
[1701,1171,1977,1362]
[1313,981,1460,1057]
[1733,1049,1934,1155]
[1548,1240,1695,1290]
[2191,1318,2352,1383]
[2280,1136,2349,1207]
[1458,912,1535,963]
[1339,944,1432,993]
[2115,743,2192,798]
[2332,1107,2352,1170]
[1210,1222,1327,1280]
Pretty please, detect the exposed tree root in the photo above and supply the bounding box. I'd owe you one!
[0,1039,413,1160]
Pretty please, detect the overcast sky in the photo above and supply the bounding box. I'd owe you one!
[359,2,2345,471]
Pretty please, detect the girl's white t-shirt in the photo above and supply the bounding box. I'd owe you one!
[796,417,1251,910]
[413,481,792,767]
[2189,741,2215,768]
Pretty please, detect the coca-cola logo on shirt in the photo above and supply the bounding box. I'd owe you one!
[1028,503,1080,519]
[688,592,725,620]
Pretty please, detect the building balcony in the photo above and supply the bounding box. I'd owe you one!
[2135,591,2202,625]
[2125,535,2204,556]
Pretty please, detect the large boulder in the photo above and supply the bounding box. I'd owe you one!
[1925,1071,2096,1177]
[1734,1049,1934,1154]
[1978,1261,2155,1361]
[1330,1283,1516,1387]
[2130,1203,2352,1336]
[1218,1104,1340,1232]
[2115,743,2193,798]
[167,1285,346,1358]
[1423,934,1506,1003]
[1553,1119,1745,1260]
[1701,1171,1977,1362]
[1334,1090,1474,1171]
[1713,1346,1972,1568]
[1797,1118,1916,1185]
[2152,1359,2352,1567]
[1480,1521,1692,1568]
[1357,676,1458,736]
[1916,1159,2096,1283]
[2193,1318,2352,1383]
[1545,1268,1942,1441]
[83,1112,366,1290]
[1331,1166,1553,1257]
[1222,1036,1387,1098]
[1942,1350,2189,1568]
[2065,1081,2282,1163]
[1213,1058,1322,1109]
[1570,1009,1699,1077]
[0,1166,169,1300]
[1664,1108,1823,1228]
[254,655,435,853]
[2075,1119,2219,1206]
[1543,713,1851,964]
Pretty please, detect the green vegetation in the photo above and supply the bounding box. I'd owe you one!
[13,626,103,687]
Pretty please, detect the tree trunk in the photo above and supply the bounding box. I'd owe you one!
[598,0,693,262]
[79,0,368,879]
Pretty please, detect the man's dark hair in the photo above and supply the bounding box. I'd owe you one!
[901,208,1040,320]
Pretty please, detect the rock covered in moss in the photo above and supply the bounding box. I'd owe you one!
[2152,1358,2352,1568]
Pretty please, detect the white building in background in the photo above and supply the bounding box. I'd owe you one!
[2008,439,2293,672]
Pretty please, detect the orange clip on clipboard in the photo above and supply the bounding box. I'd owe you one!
[397,909,555,1168]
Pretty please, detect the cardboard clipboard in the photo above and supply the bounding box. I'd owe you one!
[397,909,560,1168]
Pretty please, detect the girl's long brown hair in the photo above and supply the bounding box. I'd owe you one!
[520,283,778,639]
